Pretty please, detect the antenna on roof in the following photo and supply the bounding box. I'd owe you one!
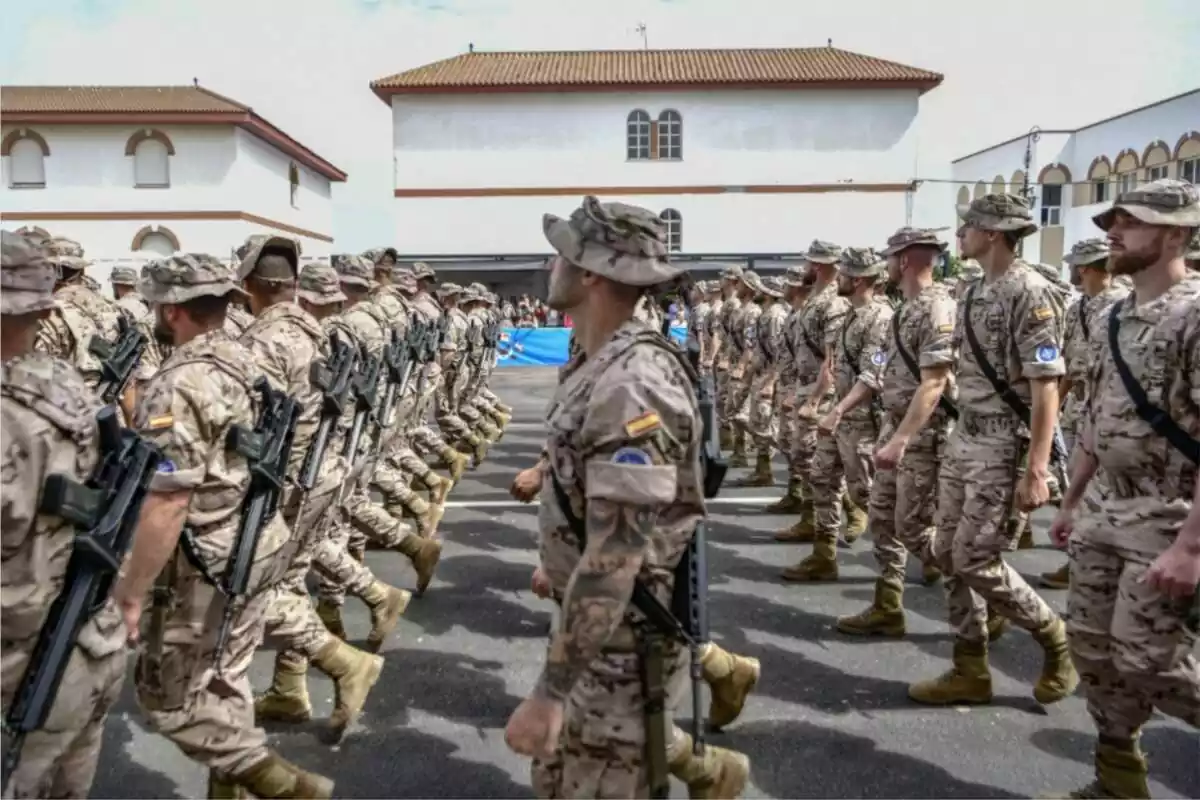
[468,42,474,53]
[827,38,832,47]
[635,21,648,49]
[192,77,199,87]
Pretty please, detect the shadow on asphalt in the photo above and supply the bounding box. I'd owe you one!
[1029,726,1200,799]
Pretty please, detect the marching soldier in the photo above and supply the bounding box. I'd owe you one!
[714,266,744,453]
[723,270,757,468]
[1,232,129,799]
[908,194,1077,708]
[766,266,815,515]
[1047,178,1200,799]
[733,273,787,488]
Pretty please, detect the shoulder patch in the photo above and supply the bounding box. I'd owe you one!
[938,323,954,333]
[1035,344,1059,363]
[611,447,653,465]
[871,350,887,366]
[147,414,175,430]
[1032,306,1054,321]
[624,410,662,438]
[156,458,176,474]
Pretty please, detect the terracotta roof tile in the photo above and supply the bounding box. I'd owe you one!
[1,85,247,114]
[371,47,943,94]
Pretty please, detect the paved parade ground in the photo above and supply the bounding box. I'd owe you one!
[91,368,1197,799]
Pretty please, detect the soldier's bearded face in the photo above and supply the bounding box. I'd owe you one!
[1108,217,1164,275]
[546,256,584,311]
[153,306,175,347]
[836,275,855,296]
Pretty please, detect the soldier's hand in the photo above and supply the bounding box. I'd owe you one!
[1048,507,1075,549]
[817,409,840,434]
[874,438,906,470]
[531,567,552,599]
[1015,470,1050,512]
[1143,540,1200,599]
[796,402,818,421]
[116,595,144,645]
[511,465,543,503]
[505,695,563,759]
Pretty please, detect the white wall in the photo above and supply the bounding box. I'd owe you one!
[232,129,334,253]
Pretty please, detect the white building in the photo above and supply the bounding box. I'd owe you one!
[950,88,1199,266]
[1,84,346,280]
[371,47,943,261]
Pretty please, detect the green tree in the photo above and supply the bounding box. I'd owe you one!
[936,254,963,282]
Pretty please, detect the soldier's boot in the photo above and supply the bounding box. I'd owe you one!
[310,639,384,742]
[762,477,804,514]
[496,401,513,415]
[836,579,906,637]
[316,598,347,641]
[438,444,469,484]
[1042,739,1150,800]
[731,451,774,488]
[408,496,444,539]
[478,420,503,443]
[987,604,1010,642]
[423,471,454,507]
[773,497,816,543]
[231,752,334,800]
[206,772,247,799]
[1039,563,1071,591]
[361,581,412,653]
[781,537,838,582]
[1032,618,1080,705]
[465,433,490,468]
[700,642,761,730]
[668,731,750,800]
[842,495,868,545]
[493,410,512,429]
[398,534,443,596]
[728,430,749,469]
[254,652,312,723]
[907,639,993,705]
[1018,519,1036,549]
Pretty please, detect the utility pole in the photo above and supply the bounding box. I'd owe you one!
[1018,125,1041,257]
[635,22,648,49]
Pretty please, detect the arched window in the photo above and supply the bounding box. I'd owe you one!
[626,110,651,160]
[131,225,180,256]
[1037,164,1071,227]
[660,209,682,252]
[657,110,683,160]
[956,186,970,209]
[1086,156,1112,205]
[289,162,300,208]
[4,130,49,188]
[973,181,987,200]
[990,175,1006,195]
[1141,140,1170,182]
[134,138,170,187]
[1114,149,1140,196]
[1176,132,1200,183]
[1010,170,1026,195]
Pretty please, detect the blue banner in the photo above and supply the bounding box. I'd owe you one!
[495,326,687,367]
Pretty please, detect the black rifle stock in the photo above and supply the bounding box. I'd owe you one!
[298,334,357,492]
[211,378,300,669]
[88,314,148,405]
[2,407,162,791]
[341,353,382,463]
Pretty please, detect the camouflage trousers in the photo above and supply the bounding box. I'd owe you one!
[715,359,735,425]
[2,604,127,799]
[1061,393,1083,455]
[789,391,834,485]
[531,644,689,799]
[134,552,274,777]
[435,365,474,442]
[1067,504,1200,739]
[773,378,800,480]
[735,370,777,452]
[871,421,946,585]
[313,500,390,608]
[373,429,439,518]
[723,376,751,436]
[812,415,876,545]
[930,421,1057,645]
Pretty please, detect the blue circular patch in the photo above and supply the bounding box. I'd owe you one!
[612,447,652,466]
[156,458,176,474]
[871,350,887,366]
[1035,344,1059,363]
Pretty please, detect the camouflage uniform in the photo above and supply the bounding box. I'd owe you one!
[528,197,749,799]
[722,278,756,465]
[111,264,150,319]
[764,266,811,513]
[837,228,957,635]
[130,255,332,798]
[714,268,744,448]
[0,232,128,799]
[733,274,786,485]
[909,194,1077,707]
[790,249,892,581]
[1053,181,1200,799]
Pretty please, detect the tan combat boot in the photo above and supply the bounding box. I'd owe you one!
[254,652,311,723]
[842,494,868,544]
[728,429,749,469]
[1043,739,1150,799]
[731,451,774,488]
[1018,519,1035,549]
[207,771,247,799]
[398,534,444,595]
[422,471,453,506]
[360,580,411,653]
[762,478,804,514]
[1040,563,1070,590]
[495,401,513,415]
[407,495,444,539]
[232,752,334,799]
[773,496,816,543]
[477,420,502,443]
[668,732,751,800]
[700,642,761,730]
[464,433,490,468]
[1031,617,1079,704]
[316,598,347,640]
[922,564,943,585]
[907,639,993,705]
[493,410,512,428]
[437,444,468,483]
[836,579,906,637]
[310,639,384,742]
[781,537,838,582]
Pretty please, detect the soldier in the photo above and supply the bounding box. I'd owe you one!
[474,289,513,417]
[0,232,129,799]
[765,265,815,515]
[691,280,713,370]
[713,265,744,452]
[732,273,786,487]
[955,259,983,300]
[836,228,955,635]
[459,284,510,430]
[908,194,1077,707]
[434,282,500,448]
[505,197,749,799]
[109,254,333,797]
[110,263,150,318]
[794,248,893,582]
[723,270,757,468]
[1045,179,1200,798]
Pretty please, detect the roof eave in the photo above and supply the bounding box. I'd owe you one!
[1,110,347,182]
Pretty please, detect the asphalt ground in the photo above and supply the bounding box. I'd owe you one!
[92,367,1197,798]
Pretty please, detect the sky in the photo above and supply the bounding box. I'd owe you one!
[5,0,1199,251]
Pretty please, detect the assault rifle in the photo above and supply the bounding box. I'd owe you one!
[341,353,382,463]
[297,333,357,492]
[2,408,162,791]
[89,314,148,405]
[210,378,300,669]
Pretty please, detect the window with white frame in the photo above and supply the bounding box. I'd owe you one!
[1117,171,1138,195]
[660,209,682,252]
[1145,164,1168,182]
[133,138,170,187]
[1179,157,1199,184]
[8,138,46,188]
[136,232,177,257]
[656,110,683,160]
[1092,179,1109,204]
[626,110,651,160]
[1040,184,1063,226]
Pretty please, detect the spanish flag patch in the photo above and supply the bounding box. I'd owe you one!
[938,324,954,333]
[1032,306,1053,321]
[147,414,174,430]
[624,411,662,438]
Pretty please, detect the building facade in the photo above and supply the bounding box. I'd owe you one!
[1,85,346,281]
[371,47,943,259]
[950,88,1199,266]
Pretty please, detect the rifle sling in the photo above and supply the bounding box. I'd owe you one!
[963,285,1032,427]
[891,310,959,420]
[1106,299,1200,464]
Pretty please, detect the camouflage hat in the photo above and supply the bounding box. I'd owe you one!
[781,265,808,288]
[468,281,488,294]
[437,282,463,297]
[957,193,1038,238]
[1063,238,1111,267]
[360,247,392,266]
[411,262,437,281]
[109,265,139,286]
[1032,262,1072,292]
[391,265,418,292]
[804,240,843,265]
[235,234,300,282]
[43,236,88,273]
[1,231,57,315]
[880,227,949,257]
[334,254,373,288]
[959,259,984,281]
[837,247,886,279]
[719,264,744,281]
[13,226,50,244]
[758,276,784,299]
[740,269,761,291]
[460,285,481,303]
[543,196,680,288]
[1092,178,1200,231]
[142,253,244,304]
[298,262,346,305]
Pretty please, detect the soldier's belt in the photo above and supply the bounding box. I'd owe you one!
[957,412,1020,437]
